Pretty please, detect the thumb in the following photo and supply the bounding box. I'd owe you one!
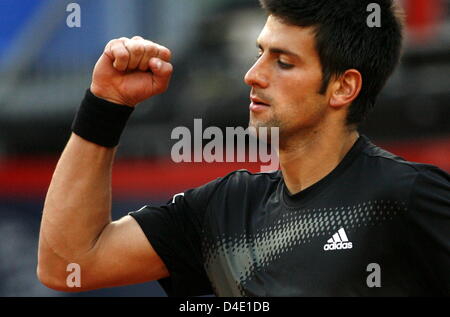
[149,57,173,78]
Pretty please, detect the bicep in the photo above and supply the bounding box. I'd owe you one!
[81,215,169,290]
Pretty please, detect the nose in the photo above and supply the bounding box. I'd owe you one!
[244,58,269,89]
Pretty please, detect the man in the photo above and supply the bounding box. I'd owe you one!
[38,0,449,296]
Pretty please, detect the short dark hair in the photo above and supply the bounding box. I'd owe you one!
[259,0,404,126]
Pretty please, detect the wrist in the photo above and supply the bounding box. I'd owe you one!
[90,84,135,107]
[71,89,135,148]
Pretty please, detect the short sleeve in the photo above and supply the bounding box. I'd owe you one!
[129,177,223,297]
[406,166,450,295]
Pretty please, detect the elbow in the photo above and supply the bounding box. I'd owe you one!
[36,263,68,292]
[37,235,86,292]
[37,262,85,293]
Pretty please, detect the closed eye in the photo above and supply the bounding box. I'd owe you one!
[254,50,294,70]
[277,60,294,69]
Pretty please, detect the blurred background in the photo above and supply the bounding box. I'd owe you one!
[0,0,449,296]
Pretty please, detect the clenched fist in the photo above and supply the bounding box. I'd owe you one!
[90,36,173,107]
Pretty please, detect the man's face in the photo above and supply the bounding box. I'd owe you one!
[245,16,328,139]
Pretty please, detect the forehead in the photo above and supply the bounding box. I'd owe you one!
[257,15,318,59]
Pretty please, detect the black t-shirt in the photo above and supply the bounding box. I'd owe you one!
[129,135,450,296]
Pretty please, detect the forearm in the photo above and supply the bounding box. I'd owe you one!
[39,133,115,268]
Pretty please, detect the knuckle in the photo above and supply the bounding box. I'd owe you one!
[134,44,145,55]
[105,39,115,48]
[158,46,172,61]
[144,42,157,55]
[107,39,122,50]
[127,41,144,55]
[155,45,163,56]
[165,49,172,61]
[115,50,129,60]
[143,43,154,53]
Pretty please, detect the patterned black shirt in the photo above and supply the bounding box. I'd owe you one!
[129,135,450,296]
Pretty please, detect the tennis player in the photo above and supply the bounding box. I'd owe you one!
[38,0,449,296]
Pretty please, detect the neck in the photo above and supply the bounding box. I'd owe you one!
[279,126,359,195]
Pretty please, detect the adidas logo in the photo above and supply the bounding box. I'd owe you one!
[323,228,353,251]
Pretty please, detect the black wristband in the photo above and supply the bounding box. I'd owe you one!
[72,89,134,148]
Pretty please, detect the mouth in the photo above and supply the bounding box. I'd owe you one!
[250,96,271,112]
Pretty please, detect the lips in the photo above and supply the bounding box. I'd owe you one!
[250,96,270,107]
[250,95,271,113]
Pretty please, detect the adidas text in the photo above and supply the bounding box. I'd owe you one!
[323,242,353,251]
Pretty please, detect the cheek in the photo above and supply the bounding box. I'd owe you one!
[271,66,323,99]
[277,70,319,99]
[276,79,326,123]
[275,78,310,111]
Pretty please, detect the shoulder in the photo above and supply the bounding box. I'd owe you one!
[360,136,449,209]
[360,136,449,186]
[211,169,282,194]
[221,169,282,184]
[182,169,281,208]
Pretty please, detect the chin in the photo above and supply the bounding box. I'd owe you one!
[250,116,279,129]
[249,118,281,139]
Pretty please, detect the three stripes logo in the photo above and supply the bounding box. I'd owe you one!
[323,228,353,251]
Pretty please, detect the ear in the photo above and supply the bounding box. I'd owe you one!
[329,69,362,108]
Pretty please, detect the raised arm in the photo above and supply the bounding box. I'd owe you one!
[37,36,173,291]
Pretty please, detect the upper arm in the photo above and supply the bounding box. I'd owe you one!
[80,215,169,290]
[78,176,225,294]
[406,167,450,294]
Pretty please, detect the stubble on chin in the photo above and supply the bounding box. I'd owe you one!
[249,116,282,141]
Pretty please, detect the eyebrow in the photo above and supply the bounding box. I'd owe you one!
[257,43,301,60]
